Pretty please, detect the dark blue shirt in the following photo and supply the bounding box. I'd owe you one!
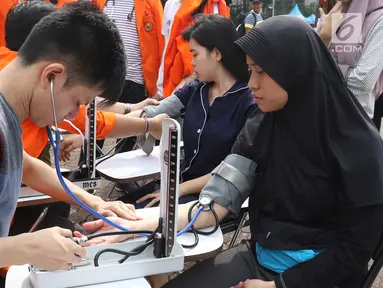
[175,80,256,181]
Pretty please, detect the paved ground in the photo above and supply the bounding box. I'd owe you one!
[59,139,383,287]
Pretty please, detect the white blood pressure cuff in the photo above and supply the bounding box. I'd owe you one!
[200,154,257,217]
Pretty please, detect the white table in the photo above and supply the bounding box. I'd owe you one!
[96,142,184,184]
[96,146,161,183]
[17,169,78,207]
[6,207,223,288]
[5,265,151,288]
[137,206,223,261]
[18,187,54,208]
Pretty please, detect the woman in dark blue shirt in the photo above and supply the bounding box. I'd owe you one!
[123,14,257,208]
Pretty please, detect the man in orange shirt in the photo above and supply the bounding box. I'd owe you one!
[0,0,144,277]
[2,0,156,226]
[1,0,168,228]
[4,1,165,161]
[0,2,166,279]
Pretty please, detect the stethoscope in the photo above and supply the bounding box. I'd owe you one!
[48,75,61,150]
[46,76,142,234]
[46,77,217,250]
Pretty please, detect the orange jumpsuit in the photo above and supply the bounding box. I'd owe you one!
[162,0,230,98]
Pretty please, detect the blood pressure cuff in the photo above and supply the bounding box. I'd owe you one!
[200,154,257,217]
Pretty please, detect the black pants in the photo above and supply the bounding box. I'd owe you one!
[163,241,276,288]
[373,95,383,131]
[163,241,367,288]
[96,80,146,156]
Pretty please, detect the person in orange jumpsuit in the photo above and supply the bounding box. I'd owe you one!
[156,0,230,99]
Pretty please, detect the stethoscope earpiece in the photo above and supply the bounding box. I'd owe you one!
[49,74,59,149]
[48,73,55,82]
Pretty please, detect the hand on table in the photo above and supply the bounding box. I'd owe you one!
[93,200,142,221]
[58,134,83,162]
[74,216,133,246]
[234,280,276,288]
[148,113,169,139]
[131,98,160,111]
[19,227,86,271]
[136,189,161,208]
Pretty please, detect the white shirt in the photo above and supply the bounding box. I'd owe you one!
[213,3,219,14]
[104,0,144,84]
[156,0,182,98]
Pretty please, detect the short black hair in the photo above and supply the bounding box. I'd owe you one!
[5,1,58,52]
[182,14,249,83]
[18,1,126,105]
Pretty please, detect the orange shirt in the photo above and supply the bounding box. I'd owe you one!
[0,0,18,47]
[0,46,116,158]
[1,0,164,96]
[162,0,230,98]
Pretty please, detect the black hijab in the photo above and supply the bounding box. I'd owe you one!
[235,16,383,210]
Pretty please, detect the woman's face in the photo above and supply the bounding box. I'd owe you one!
[189,38,221,82]
[246,56,288,112]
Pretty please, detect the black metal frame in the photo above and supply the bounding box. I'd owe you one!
[362,235,383,288]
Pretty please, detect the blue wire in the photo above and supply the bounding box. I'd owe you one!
[47,127,149,237]
[46,126,201,239]
[177,207,203,236]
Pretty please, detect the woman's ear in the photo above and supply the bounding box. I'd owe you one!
[213,47,222,62]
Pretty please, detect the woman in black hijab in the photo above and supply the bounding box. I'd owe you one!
[78,14,383,288]
[161,15,383,288]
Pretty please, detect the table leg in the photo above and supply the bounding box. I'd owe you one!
[106,183,117,201]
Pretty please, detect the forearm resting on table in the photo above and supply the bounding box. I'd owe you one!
[131,201,229,233]
[180,173,212,197]
[22,151,102,207]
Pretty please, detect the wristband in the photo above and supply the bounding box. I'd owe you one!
[142,117,149,135]
[124,103,132,114]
